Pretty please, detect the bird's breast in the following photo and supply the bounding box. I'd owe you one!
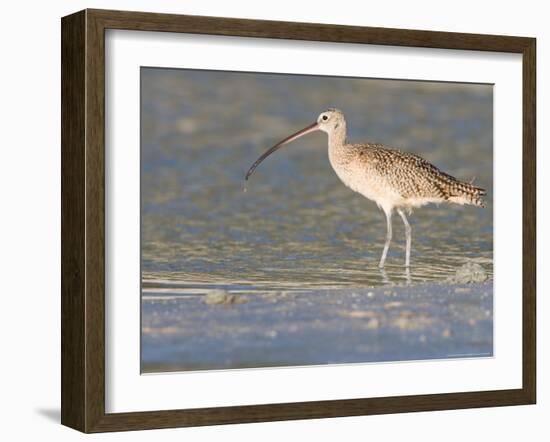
[328,147,402,209]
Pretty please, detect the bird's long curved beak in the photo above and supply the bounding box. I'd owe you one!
[245,122,320,181]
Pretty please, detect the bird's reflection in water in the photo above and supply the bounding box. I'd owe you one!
[379,267,391,285]
[404,267,412,285]
[378,266,412,286]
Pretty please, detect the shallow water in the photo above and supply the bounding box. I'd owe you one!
[141,68,493,291]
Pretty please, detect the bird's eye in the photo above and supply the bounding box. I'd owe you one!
[322,115,329,121]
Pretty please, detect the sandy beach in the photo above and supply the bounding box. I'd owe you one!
[142,280,492,373]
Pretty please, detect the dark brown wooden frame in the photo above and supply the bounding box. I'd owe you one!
[61,8,536,433]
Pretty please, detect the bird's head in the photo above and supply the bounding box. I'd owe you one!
[316,108,346,135]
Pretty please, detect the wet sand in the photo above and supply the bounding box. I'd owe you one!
[142,280,493,373]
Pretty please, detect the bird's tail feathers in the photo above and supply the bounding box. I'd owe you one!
[447,181,486,208]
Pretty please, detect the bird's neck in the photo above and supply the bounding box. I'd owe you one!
[328,123,347,151]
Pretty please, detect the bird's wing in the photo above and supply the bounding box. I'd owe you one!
[364,145,486,205]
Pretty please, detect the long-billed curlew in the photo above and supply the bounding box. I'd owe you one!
[245,108,485,268]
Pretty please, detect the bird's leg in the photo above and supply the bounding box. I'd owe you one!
[397,208,412,268]
[379,209,393,268]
